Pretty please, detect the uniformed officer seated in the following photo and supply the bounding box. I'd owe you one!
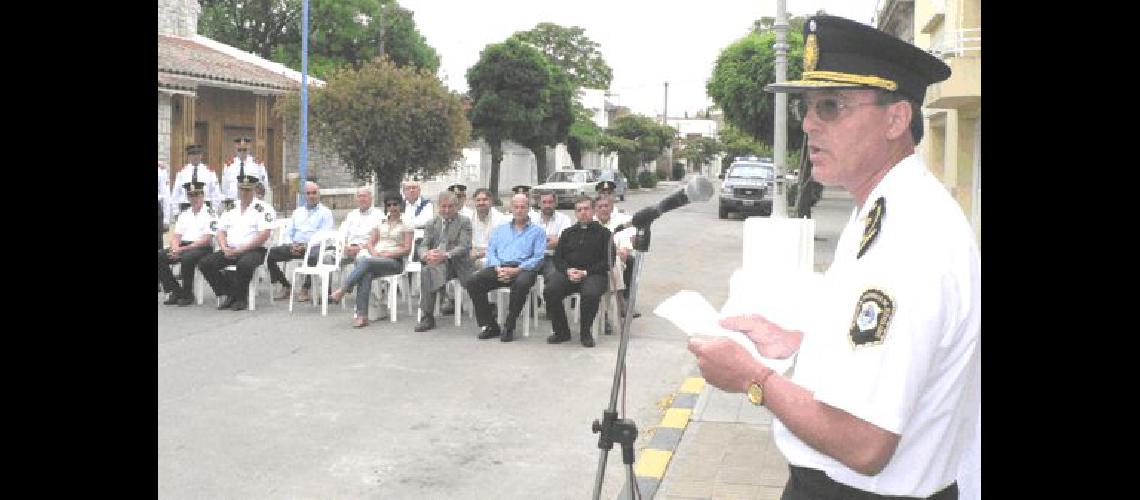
[198,170,276,311]
[158,180,217,306]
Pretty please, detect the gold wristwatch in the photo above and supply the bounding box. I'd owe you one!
[746,369,775,406]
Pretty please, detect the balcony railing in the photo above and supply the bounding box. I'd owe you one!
[932,28,981,58]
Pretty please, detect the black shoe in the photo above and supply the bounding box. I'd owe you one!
[217,296,235,310]
[163,293,180,305]
[177,296,194,307]
[230,299,248,311]
[581,332,595,348]
[500,325,515,342]
[632,311,642,319]
[547,333,571,344]
[414,316,436,332]
[477,325,501,340]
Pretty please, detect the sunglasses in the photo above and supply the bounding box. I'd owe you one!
[792,96,881,122]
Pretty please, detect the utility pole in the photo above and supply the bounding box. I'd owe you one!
[771,0,788,217]
[298,0,310,210]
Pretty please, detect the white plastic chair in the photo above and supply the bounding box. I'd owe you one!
[565,291,607,338]
[218,218,290,310]
[494,285,531,337]
[288,230,344,316]
[417,278,467,327]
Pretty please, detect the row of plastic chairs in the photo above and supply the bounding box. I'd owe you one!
[173,222,615,337]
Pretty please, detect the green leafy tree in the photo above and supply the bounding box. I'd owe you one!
[199,0,439,80]
[509,22,613,90]
[520,65,575,182]
[680,136,723,172]
[276,57,470,192]
[718,125,769,175]
[603,115,676,182]
[566,103,603,169]
[706,15,807,149]
[466,38,555,198]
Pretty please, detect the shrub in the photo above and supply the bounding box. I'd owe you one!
[638,171,659,189]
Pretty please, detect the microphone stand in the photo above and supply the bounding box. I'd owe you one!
[591,225,652,500]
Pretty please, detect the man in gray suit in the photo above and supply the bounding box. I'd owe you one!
[414,190,474,332]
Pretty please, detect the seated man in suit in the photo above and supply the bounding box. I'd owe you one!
[414,190,474,332]
[543,196,612,348]
[198,171,275,311]
[464,193,546,342]
[158,180,217,306]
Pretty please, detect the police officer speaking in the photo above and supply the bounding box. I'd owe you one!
[688,15,979,499]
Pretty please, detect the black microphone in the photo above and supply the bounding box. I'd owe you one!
[629,177,715,228]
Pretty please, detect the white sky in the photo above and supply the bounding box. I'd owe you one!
[399,0,881,118]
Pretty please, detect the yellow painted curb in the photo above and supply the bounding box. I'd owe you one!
[659,408,692,429]
[634,448,673,479]
[679,377,705,394]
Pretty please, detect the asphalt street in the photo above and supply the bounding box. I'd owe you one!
[157,178,853,499]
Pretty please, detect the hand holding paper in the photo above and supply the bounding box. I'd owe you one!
[655,290,795,375]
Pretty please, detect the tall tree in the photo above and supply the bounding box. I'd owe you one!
[604,114,676,182]
[680,135,723,172]
[199,0,439,80]
[521,65,575,182]
[275,57,470,192]
[566,102,603,169]
[466,39,555,198]
[718,125,770,174]
[706,15,807,150]
[198,0,302,60]
[509,22,613,90]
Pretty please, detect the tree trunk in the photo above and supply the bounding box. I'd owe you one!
[531,145,548,182]
[567,137,582,169]
[489,140,503,200]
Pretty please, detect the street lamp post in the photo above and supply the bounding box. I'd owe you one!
[772,0,788,217]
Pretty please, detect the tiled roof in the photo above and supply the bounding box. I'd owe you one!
[158,34,302,92]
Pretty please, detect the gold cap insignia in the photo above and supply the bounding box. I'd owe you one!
[848,289,894,348]
[857,197,885,259]
[804,34,819,72]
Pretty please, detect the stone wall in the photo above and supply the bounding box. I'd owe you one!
[158,93,172,173]
[158,0,200,37]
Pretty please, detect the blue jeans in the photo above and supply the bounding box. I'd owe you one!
[342,256,404,316]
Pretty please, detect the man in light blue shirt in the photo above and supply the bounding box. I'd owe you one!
[268,181,335,302]
[464,193,546,342]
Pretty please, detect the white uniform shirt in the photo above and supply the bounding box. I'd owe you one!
[221,156,270,200]
[771,154,981,496]
[172,205,217,243]
[158,165,172,224]
[402,197,435,228]
[340,207,385,255]
[471,208,510,250]
[218,198,276,249]
[596,211,634,251]
[530,210,573,240]
[171,163,224,211]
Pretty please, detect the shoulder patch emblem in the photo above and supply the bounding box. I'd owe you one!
[254,203,264,213]
[857,197,885,259]
[848,289,894,348]
[264,212,274,223]
[210,220,218,231]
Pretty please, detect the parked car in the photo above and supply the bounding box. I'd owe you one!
[589,168,628,201]
[532,169,599,208]
[718,157,775,219]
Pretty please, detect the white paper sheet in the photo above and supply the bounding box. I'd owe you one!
[655,290,795,374]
